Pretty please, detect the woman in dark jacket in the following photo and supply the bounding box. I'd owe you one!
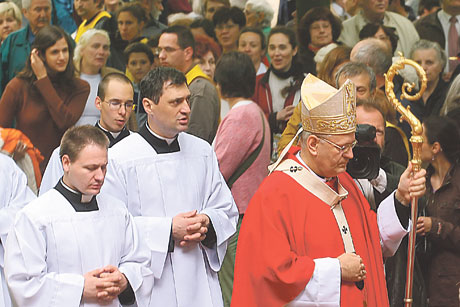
[417,116,460,307]
[296,6,342,75]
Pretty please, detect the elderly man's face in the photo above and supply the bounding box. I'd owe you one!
[244,4,262,27]
[311,132,356,177]
[22,0,51,34]
[338,73,374,100]
[362,0,388,15]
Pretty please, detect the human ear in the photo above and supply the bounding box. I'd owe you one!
[184,46,193,62]
[95,96,102,111]
[306,135,320,157]
[142,98,153,115]
[432,142,442,155]
[61,154,71,173]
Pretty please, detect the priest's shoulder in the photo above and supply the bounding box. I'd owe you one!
[254,169,301,199]
[108,133,148,160]
[97,192,130,215]
[13,189,63,223]
[178,132,214,155]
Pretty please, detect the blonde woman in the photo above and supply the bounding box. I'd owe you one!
[0,2,21,45]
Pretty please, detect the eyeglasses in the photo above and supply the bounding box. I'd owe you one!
[157,46,180,54]
[103,100,135,111]
[317,136,357,153]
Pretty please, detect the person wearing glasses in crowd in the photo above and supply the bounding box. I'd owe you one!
[213,6,246,54]
[231,74,427,306]
[39,72,134,195]
[158,25,220,144]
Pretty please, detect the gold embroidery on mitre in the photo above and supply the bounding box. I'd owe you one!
[300,74,356,134]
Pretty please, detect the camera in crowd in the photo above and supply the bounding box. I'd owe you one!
[347,124,381,180]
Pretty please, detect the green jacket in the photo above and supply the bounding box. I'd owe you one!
[0,26,32,96]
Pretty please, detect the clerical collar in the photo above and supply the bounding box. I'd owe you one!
[95,121,130,147]
[295,152,335,182]
[138,123,180,154]
[54,179,99,212]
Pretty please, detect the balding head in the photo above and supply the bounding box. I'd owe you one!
[351,38,392,77]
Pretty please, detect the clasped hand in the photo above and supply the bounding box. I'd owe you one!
[82,265,128,304]
[338,253,366,282]
[172,210,210,247]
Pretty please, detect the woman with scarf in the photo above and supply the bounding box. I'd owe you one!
[252,26,304,160]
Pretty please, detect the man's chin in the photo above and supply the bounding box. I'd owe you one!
[86,186,102,195]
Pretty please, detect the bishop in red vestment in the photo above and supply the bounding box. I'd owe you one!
[231,75,426,307]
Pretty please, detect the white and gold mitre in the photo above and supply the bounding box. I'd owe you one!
[300,74,356,134]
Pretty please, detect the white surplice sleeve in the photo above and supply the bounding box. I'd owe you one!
[377,191,410,257]
[0,154,36,248]
[5,210,84,307]
[117,209,154,306]
[287,258,341,306]
[39,147,63,196]
[104,155,172,279]
[199,149,238,271]
[0,154,36,307]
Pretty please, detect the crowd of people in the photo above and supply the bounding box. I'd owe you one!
[0,0,459,306]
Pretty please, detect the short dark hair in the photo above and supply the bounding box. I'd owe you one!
[424,116,460,164]
[162,25,195,54]
[215,51,255,98]
[190,18,217,41]
[116,2,146,23]
[146,34,160,48]
[212,6,246,28]
[359,23,399,54]
[239,26,266,50]
[124,42,154,64]
[60,125,109,162]
[98,72,133,101]
[297,6,342,50]
[140,67,187,104]
[418,0,440,16]
[335,62,376,93]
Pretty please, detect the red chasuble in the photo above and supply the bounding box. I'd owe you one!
[231,148,389,306]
